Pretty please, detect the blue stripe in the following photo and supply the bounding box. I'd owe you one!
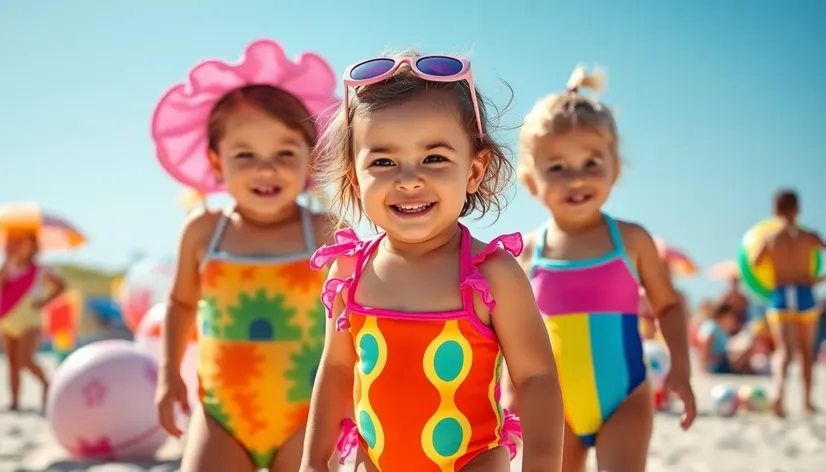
[621,314,646,393]
[589,314,629,421]
[579,433,597,447]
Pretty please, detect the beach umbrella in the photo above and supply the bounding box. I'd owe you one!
[653,236,697,277]
[0,202,86,251]
[707,259,739,281]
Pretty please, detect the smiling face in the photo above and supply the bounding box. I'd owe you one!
[522,128,618,226]
[349,90,488,242]
[209,106,311,220]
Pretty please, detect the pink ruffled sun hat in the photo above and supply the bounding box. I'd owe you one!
[151,39,341,193]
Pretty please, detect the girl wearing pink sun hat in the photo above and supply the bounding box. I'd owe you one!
[151,39,341,472]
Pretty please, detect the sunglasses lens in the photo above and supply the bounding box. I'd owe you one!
[350,58,396,81]
[416,56,464,76]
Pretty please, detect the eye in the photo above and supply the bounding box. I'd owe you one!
[277,150,297,160]
[584,158,602,168]
[370,158,395,167]
[548,163,564,173]
[423,154,447,163]
[234,151,255,159]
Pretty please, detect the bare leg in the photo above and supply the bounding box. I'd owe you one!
[797,318,818,413]
[16,329,49,410]
[180,405,256,472]
[768,317,797,418]
[561,424,589,472]
[594,382,653,472]
[1,334,21,410]
[459,446,510,471]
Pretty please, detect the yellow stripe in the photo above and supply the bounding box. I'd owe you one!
[544,314,601,436]
[767,309,820,324]
[355,317,387,461]
[421,321,473,471]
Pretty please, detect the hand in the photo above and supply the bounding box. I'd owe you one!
[663,366,696,430]
[155,371,190,437]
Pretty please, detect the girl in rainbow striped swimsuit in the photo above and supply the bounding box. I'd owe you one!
[300,51,564,472]
[505,66,698,472]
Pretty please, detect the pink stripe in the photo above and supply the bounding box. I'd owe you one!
[0,265,38,319]
[532,258,639,315]
[345,302,498,341]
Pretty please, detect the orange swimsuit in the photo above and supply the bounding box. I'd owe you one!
[310,226,522,472]
[197,208,327,468]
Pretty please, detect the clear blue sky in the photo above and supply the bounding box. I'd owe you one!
[2,0,825,306]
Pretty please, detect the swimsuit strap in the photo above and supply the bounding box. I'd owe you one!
[604,213,627,256]
[201,206,317,270]
[460,230,524,314]
[310,228,375,331]
[534,225,548,261]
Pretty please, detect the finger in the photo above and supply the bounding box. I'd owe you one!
[158,402,182,437]
[178,389,191,416]
[680,394,697,430]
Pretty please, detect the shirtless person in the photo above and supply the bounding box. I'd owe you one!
[753,189,826,417]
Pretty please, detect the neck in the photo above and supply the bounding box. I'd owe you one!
[383,224,462,258]
[550,211,604,232]
[235,203,301,228]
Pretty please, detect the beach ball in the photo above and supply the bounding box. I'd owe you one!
[46,340,168,460]
[117,256,176,332]
[133,302,199,422]
[737,218,822,300]
[738,384,768,411]
[710,385,739,417]
[643,340,671,385]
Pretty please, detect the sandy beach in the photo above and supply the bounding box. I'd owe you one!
[2,353,826,472]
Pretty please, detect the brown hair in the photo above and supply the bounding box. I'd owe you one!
[315,51,514,226]
[774,189,799,215]
[206,84,317,152]
[519,66,620,179]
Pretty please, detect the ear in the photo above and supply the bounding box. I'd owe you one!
[466,150,491,194]
[520,169,539,197]
[611,155,622,183]
[207,150,223,180]
[346,168,361,198]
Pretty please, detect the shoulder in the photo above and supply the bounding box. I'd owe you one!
[471,233,527,288]
[180,207,224,254]
[613,218,653,244]
[612,218,656,257]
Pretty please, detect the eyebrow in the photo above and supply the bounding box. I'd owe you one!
[226,138,302,149]
[365,141,457,155]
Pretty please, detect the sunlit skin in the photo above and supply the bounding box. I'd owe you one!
[208,105,312,225]
[1,231,63,412]
[521,128,618,230]
[349,89,488,251]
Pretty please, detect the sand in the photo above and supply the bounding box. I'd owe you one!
[2,354,826,472]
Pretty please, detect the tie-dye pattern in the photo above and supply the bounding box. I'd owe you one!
[196,210,326,468]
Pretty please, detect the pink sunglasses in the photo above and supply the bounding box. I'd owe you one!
[342,56,484,137]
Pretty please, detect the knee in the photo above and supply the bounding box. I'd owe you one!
[775,348,793,367]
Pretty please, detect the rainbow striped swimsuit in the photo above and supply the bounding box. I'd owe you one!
[310,226,521,472]
[196,208,327,468]
[529,214,646,447]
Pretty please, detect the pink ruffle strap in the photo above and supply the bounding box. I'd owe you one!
[310,229,366,270]
[459,232,524,312]
[312,229,369,331]
[336,418,359,464]
[500,410,522,459]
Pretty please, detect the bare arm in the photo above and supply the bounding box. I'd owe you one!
[627,224,690,374]
[38,269,67,307]
[483,251,562,472]
[627,222,696,427]
[301,257,357,471]
[500,231,538,415]
[160,210,214,376]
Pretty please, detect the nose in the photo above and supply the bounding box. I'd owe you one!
[395,165,424,191]
[564,168,587,187]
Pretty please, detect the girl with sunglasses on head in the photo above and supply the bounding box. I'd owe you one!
[150,39,341,472]
[505,66,697,472]
[300,52,563,472]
